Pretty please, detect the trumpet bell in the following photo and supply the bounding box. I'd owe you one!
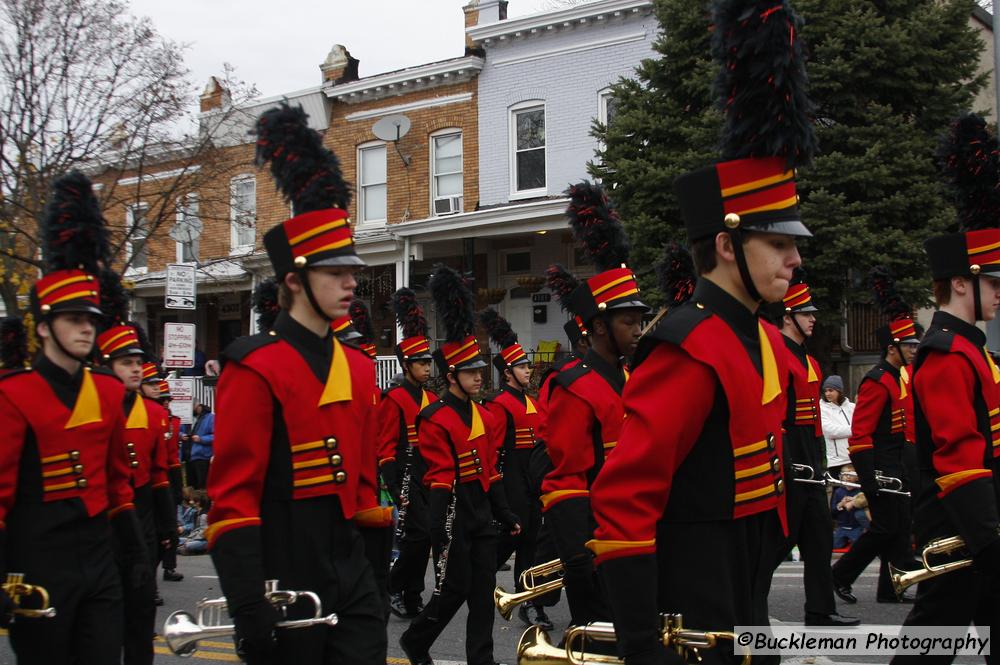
[164,610,235,657]
[518,625,571,665]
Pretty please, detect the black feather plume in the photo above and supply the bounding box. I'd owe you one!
[479,309,518,351]
[252,278,281,332]
[429,265,476,343]
[349,300,375,344]
[869,266,911,320]
[41,171,110,273]
[0,317,28,369]
[565,181,631,272]
[392,287,429,339]
[936,113,1000,232]
[713,0,816,168]
[254,102,351,214]
[127,321,154,361]
[98,268,131,331]
[655,243,697,307]
[546,264,581,312]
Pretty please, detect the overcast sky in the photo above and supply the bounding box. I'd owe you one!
[128,0,572,101]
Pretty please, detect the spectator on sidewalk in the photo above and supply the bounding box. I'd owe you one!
[181,402,214,489]
[820,375,855,476]
[831,466,870,549]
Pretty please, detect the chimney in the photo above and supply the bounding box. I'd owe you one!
[200,76,231,113]
[320,45,360,85]
[477,0,508,24]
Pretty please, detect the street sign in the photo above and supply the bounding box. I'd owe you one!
[167,377,194,425]
[163,323,196,369]
[165,263,196,310]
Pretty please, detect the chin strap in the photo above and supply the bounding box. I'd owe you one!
[728,229,763,304]
[892,342,908,367]
[298,269,333,322]
[790,314,808,343]
[973,277,984,322]
[598,312,627,368]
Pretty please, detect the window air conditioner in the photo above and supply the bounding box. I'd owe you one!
[434,195,463,216]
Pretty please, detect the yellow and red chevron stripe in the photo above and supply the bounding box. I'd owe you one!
[331,317,352,334]
[141,362,159,382]
[501,343,527,366]
[97,325,142,358]
[586,267,640,308]
[783,283,812,310]
[890,317,917,341]
[441,335,481,367]
[966,229,1000,271]
[717,156,798,218]
[285,209,354,259]
[36,269,100,311]
[399,335,431,358]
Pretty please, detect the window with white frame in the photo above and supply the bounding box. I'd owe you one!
[431,130,463,216]
[510,102,546,196]
[358,143,387,224]
[230,175,256,251]
[126,203,149,272]
[598,88,619,130]
[176,193,200,263]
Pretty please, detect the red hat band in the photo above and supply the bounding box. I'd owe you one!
[331,316,352,334]
[361,343,377,359]
[34,269,100,314]
[97,325,144,360]
[158,379,171,397]
[398,335,431,359]
[966,229,1000,276]
[286,209,355,267]
[783,283,813,311]
[500,343,528,366]
[890,316,917,343]
[587,267,641,311]
[441,335,482,369]
[141,362,159,383]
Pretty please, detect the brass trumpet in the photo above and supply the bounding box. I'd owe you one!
[3,573,56,619]
[163,579,339,657]
[889,534,975,595]
[495,558,565,620]
[791,465,910,497]
[517,614,750,665]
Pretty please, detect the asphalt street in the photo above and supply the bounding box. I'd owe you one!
[0,553,984,664]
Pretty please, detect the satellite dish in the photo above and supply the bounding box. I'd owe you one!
[372,114,411,142]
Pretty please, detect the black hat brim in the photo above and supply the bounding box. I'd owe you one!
[744,220,813,238]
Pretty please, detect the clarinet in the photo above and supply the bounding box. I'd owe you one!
[432,483,458,599]
[394,444,413,541]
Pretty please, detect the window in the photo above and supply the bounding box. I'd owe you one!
[510,102,546,196]
[126,204,149,273]
[230,175,256,252]
[598,88,619,130]
[358,143,387,224]
[431,131,463,216]
[175,193,199,263]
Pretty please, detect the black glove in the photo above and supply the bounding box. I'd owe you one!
[233,597,281,665]
[599,554,684,665]
[380,460,401,506]
[488,482,519,530]
[110,509,151,591]
[972,538,1000,575]
[428,487,452,549]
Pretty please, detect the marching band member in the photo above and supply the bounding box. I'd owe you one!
[768,274,857,625]
[480,308,542,626]
[540,183,648,629]
[891,114,1000,663]
[0,172,147,664]
[206,103,387,665]
[153,377,185,584]
[381,288,438,620]
[588,0,816,661]
[831,267,919,605]
[399,265,519,665]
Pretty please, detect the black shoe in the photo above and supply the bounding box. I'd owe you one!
[522,605,554,631]
[833,583,857,604]
[390,593,418,619]
[153,592,164,607]
[805,612,861,627]
[399,632,433,665]
[163,569,184,582]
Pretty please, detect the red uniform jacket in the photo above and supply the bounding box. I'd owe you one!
[589,280,789,564]
[166,415,182,471]
[124,393,170,491]
[534,355,580,449]
[911,312,1000,553]
[418,393,504,493]
[848,359,908,485]
[779,337,825,473]
[376,381,437,469]
[541,350,626,512]
[483,385,542,462]
[207,319,382,547]
[0,360,135,529]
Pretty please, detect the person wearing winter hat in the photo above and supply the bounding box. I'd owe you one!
[820,375,855,473]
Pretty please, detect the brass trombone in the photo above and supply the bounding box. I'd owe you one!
[163,580,339,657]
[889,534,975,595]
[3,573,56,619]
[495,558,565,620]
[517,614,750,665]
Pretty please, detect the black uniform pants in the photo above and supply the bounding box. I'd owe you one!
[261,497,387,665]
[188,459,210,490]
[529,515,562,607]
[890,565,999,664]
[404,486,498,665]
[495,450,540,592]
[657,511,782,665]
[8,516,124,665]
[832,492,911,595]
[360,525,393,622]
[774,481,836,616]
[120,491,158,665]
[389,481,431,608]
[547,496,608,627]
